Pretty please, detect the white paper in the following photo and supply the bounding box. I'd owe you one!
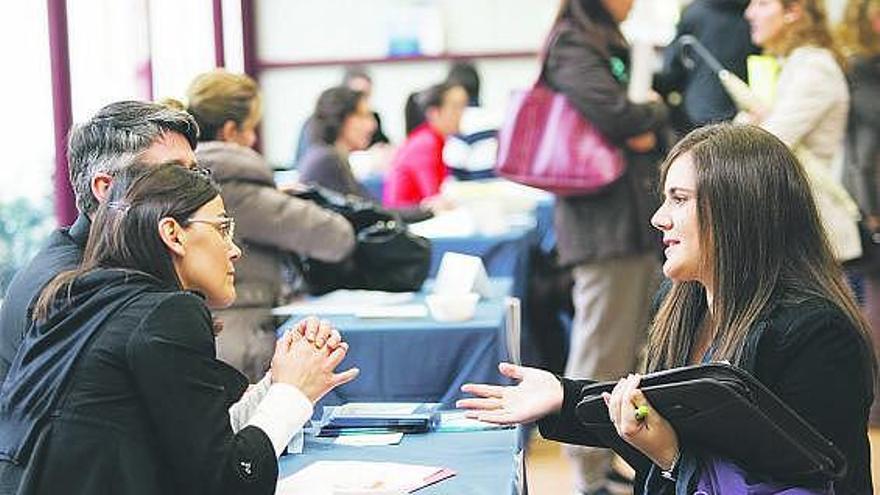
[334,432,404,447]
[628,41,655,104]
[272,290,415,316]
[276,460,447,494]
[436,411,510,432]
[287,430,304,454]
[504,297,522,366]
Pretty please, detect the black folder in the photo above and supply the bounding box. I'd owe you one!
[574,363,846,485]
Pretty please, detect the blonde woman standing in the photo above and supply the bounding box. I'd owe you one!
[743,0,862,262]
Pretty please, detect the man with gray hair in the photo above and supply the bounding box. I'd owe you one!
[0,100,199,381]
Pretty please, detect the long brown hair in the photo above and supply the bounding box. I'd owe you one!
[647,124,873,376]
[33,163,220,322]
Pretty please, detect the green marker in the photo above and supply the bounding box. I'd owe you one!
[634,405,649,422]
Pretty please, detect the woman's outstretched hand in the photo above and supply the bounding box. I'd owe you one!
[456,363,563,425]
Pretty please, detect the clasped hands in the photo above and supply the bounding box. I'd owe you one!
[270,316,359,403]
[457,364,678,471]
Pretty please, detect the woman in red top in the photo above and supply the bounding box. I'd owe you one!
[383,81,468,208]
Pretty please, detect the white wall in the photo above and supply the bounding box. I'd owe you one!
[259,56,543,167]
[255,0,558,167]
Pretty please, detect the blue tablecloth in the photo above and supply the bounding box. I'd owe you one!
[279,428,524,495]
[277,278,513,413]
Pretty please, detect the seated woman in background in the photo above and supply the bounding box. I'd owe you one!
[299,86,433,223]
[459,124,875,494]
[299,86,379,199]
[383,81,468,209]
[0,164,359,494]
[185,70,356,382]
[291,65,390,169]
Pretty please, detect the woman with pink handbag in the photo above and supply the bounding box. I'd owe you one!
[529,1,668,493]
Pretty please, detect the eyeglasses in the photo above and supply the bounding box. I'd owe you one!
[186,216,235,245]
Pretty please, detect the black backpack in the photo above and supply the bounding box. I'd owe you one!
[291,186,431,295]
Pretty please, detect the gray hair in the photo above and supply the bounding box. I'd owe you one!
[67,100,199,215]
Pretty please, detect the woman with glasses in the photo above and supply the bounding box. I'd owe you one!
[184,70,357,382]
[0,163,359,494]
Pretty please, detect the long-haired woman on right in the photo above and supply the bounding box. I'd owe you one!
[459,124,875,494]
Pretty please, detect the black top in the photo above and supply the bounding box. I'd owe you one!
[298,144,433,224]
[0,214,90,383]
[299,145,373,200]
[843,54,880,217]
[539,296,874,494]
[656,0,758,133]
[0,269,275,495]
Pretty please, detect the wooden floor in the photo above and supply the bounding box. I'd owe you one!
[525,427,880,494]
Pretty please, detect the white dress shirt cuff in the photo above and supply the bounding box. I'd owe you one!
[228,373,272,433]
[245,383,313,457]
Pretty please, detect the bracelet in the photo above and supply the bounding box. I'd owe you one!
[659,449,680,482]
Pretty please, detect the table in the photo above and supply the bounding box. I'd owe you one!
[277,278,513,412]
[278,428,525,495]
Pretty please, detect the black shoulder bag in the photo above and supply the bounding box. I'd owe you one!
[291,186,431,295]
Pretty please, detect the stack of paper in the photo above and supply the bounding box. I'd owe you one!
[276,461,455,494]
[334,432,404,447]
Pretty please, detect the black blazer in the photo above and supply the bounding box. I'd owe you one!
[0,270,277,495]
[539,296,874,494]
[0,214,90,383]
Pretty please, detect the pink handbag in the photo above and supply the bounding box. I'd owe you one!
[495,73,625,196]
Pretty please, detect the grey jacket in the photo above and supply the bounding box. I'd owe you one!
[844,54,880,217]
[196,141,355,306]
[543,21,667,266]
[298,144,371,199]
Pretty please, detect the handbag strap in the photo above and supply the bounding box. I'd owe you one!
[534,26,564,88]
